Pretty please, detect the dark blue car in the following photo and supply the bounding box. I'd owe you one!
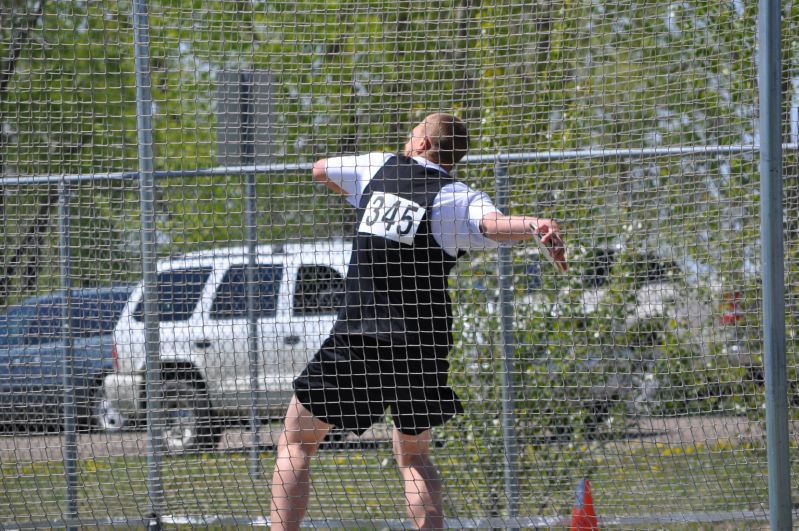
[0,285,134,432]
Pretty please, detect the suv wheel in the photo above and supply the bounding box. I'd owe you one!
[92,387,127,432]
[162,380,222,453]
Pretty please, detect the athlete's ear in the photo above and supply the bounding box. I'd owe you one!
[420,135,432,153]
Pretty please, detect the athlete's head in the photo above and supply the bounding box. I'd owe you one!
[404,113,469,168]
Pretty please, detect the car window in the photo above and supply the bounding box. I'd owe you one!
[0,307,30,347]
[70,291,132,337]
[20,303,64,343]
[640,254,676,282]
[210,264,283,320]
[574,250,676,289]
[0,315,12,347]
[293,265,345,316]
[524,262,541,292]
[580,249,617,288]
[133,268,213,322]
[0,289,133,346]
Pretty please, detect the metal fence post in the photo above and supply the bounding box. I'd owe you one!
[758,1,793,529]
[58,181,77,531]
[239,71,263,478]
[132,0,163,526]
[494,161,520,528]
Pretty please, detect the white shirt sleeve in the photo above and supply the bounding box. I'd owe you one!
[323,152,393,207]
[430,182,503,257]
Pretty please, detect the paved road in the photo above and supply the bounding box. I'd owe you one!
[0,424,394,462]
[0,416,767,463]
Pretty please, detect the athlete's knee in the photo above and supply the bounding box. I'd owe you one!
[276,428,322,462]
[280,395,332,451]
[277,422,329,461]
[392,428,433,468]
[394,448,432,469]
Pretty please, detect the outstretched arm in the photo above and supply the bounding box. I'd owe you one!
[480,211,567,270]
[479,212,558,243]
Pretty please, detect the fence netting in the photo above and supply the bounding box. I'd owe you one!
[1,0,796,528]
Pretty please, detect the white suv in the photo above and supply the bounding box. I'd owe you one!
[103,239,351,451]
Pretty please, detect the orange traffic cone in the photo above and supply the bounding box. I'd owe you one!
[570,478,599,530]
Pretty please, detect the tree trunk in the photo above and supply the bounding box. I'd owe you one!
[0,0,47,306]
[0,190,58,305]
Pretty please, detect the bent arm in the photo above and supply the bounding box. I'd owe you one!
[312,159,348,196]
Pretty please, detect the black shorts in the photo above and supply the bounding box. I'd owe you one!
[293,335,463,436]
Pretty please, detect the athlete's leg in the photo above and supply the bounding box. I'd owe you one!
[392,428,444,529]
[270,394,332,531]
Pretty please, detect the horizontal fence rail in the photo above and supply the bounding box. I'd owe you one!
[2,143,798,187]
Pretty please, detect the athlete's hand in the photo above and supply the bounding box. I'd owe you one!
[530,219,567,272]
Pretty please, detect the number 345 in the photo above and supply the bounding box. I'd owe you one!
[360,192,424,243]
[363,195,419,235]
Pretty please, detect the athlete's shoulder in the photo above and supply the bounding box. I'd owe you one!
[327,152,393,167]
[368,152,396,164]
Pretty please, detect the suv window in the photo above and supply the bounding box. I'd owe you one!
[210,264,283,319]
[293,265,345,316]
[133,267,213,322]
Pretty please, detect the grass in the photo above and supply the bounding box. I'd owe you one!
[0,446,406,525]
[0,437,788,528]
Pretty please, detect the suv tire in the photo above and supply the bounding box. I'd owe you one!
[91,387,127,432]
[162,380,222,453]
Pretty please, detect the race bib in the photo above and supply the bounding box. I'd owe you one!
[358,192,425,245]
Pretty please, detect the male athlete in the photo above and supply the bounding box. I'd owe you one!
[271,113,566,530]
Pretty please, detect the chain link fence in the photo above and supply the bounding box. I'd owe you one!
[0,0,796,527]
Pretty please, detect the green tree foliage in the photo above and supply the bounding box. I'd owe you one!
[1,0,140,298]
